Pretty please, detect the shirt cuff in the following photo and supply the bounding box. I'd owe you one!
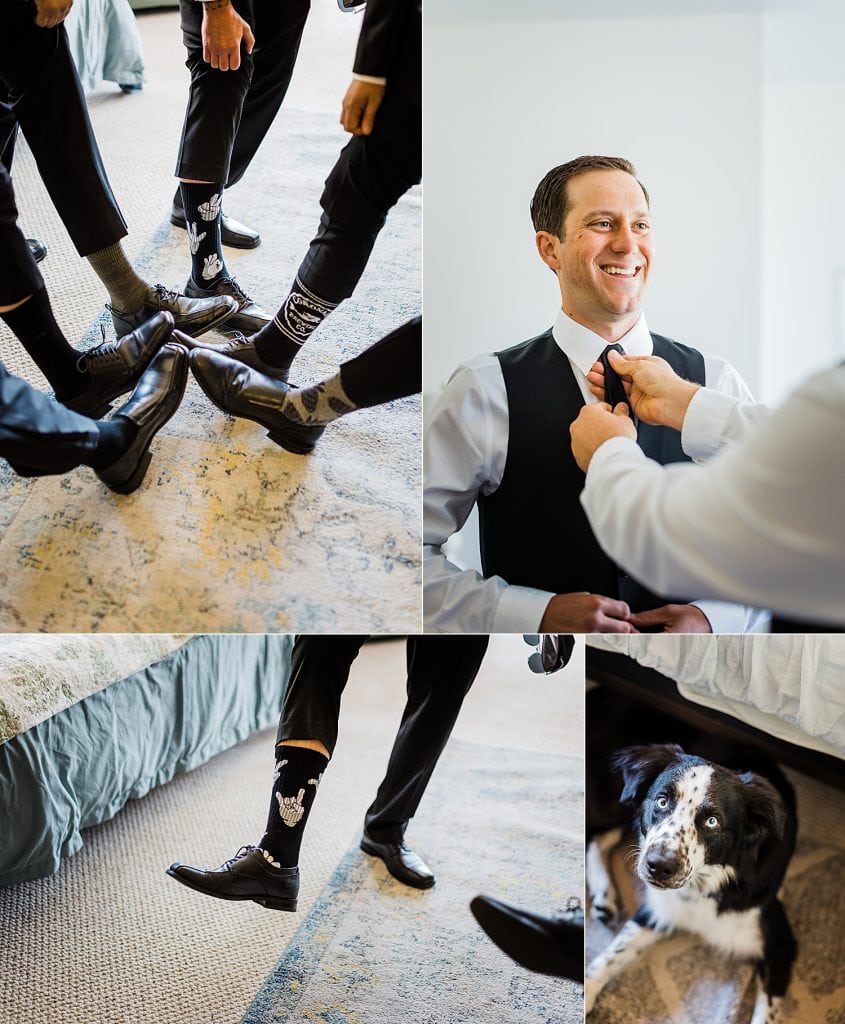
[351,73,388,86]
[691,600,770,634]
[681,388,741,462]
[587,435,644,476]
[491,584,557,633]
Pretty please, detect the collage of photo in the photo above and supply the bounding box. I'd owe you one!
[0,1,843,1023]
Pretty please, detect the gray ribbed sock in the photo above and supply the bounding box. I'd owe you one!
[281,371,357,426]
[86,242,150,314]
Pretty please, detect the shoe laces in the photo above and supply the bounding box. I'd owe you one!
[150,283,180,307]
[226,278,250,304]
[76,324,124,372]
[221,845,257,871]
[222,331,253,353]
[560,895,584,922]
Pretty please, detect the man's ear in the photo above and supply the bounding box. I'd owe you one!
[535,230,562,271]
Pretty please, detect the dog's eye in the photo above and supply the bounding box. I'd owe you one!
[704,815,720,829]
[654,795,669,810]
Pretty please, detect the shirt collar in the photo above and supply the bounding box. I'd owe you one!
[551,308,653,377]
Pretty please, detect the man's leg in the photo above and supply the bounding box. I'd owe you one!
[0,9,234,338]
[174,0,309,330]
[167,635,368,911]
[361,635,490,888]
[187,17,421,384]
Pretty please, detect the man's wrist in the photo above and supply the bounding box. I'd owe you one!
[202,0,231,10]
[667,381,701,431]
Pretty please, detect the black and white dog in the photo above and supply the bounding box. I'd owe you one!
[586,743,797,1024]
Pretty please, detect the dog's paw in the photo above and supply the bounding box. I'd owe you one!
[584,976,600,1015]
[590,891,620,927]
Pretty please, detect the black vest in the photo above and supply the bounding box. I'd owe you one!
[478,329,706,613]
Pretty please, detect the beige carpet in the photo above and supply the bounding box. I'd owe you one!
[0,8,421,633]
[0,635,585,1024]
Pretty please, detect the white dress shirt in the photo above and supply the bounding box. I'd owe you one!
[424,309,769,634]
[581,362,845,626]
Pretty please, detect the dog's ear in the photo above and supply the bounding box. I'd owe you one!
[612,744,685,805]
[736,771,787,842]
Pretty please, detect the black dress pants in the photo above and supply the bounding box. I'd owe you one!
[0,363,98,473]
[296,11,421,304]
[0,161,41,305]
[176,0,310,186]
[340,316,421,409]
[0,4,126,256]
[277,635,490,844]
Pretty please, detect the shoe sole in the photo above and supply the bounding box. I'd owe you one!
[165,868,297,912]
[170,212,261,250]
[359,839,436,890]
[191,364,323,455]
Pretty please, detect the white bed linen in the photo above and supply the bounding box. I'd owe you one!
[587,635,845,759]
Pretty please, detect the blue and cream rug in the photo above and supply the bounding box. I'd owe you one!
[242,739,584,1024]
[0,106,420,632]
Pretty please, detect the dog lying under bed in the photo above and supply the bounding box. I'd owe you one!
[585,695,797,1024]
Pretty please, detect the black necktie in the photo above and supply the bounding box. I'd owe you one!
[599,343,635,420]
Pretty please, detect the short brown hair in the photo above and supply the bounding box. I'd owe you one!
[530,155,650,238]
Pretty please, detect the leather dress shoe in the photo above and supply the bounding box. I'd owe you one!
[64,311,174,418]
[171,193,261,249]
[109,282,237,339]
[184,276,271,335]
[27,238,47,263]
[167,845,299,911]
[469,895,584,982]
[173,328,290,383]
[360,834,435,889]
[189,349,324,454]
[96,342,189,494]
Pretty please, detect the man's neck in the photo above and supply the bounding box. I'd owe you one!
[561,307,640,344]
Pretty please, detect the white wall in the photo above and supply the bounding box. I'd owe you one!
[424,13,764,396]
[761,0,845,402]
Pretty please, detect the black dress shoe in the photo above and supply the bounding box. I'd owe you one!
[167,846,299,911]
[184,276,271,335]
[109,283,237,339]
[469,895,584,982]
[27,238,47,263]
[360,834,435,889]
[189,349,324,454]
[171,193,261,249]
[96,342,189,494]
[63,311,174,418]
[173,328,289,382]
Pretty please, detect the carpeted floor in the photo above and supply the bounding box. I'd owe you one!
[0,9,421,632]
[0,636,584,1024]
[243,739,583,1024]
[585,770,845,1023]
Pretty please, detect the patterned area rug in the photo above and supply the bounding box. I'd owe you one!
[586,781,845,1023]
[0,107,421,632]
[242,739,584,1024]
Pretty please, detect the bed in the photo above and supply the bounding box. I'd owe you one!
[0,634,292,887]
[586,635,844,789]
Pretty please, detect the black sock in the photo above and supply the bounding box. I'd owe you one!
[180,182,227,288]
[83,415,139,470]
[253,276,339,371]
[1,287,85,398]
[259,744,328,868]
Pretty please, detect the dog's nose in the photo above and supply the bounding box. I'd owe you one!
[645,850,681,884]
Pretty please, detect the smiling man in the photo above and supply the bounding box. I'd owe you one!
[423,154,768,634]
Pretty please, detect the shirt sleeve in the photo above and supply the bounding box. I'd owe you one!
[682,386,771,462]
[423,361,555,633]
[580,365,845,622]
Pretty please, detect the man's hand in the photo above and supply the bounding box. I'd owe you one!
[33,0,73,28]
[628,604,712,633]
[540,593,637,633]
[586,351,700,430]
[202,2,255,72]
[340,80,386,135]
[570,402,637,472]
